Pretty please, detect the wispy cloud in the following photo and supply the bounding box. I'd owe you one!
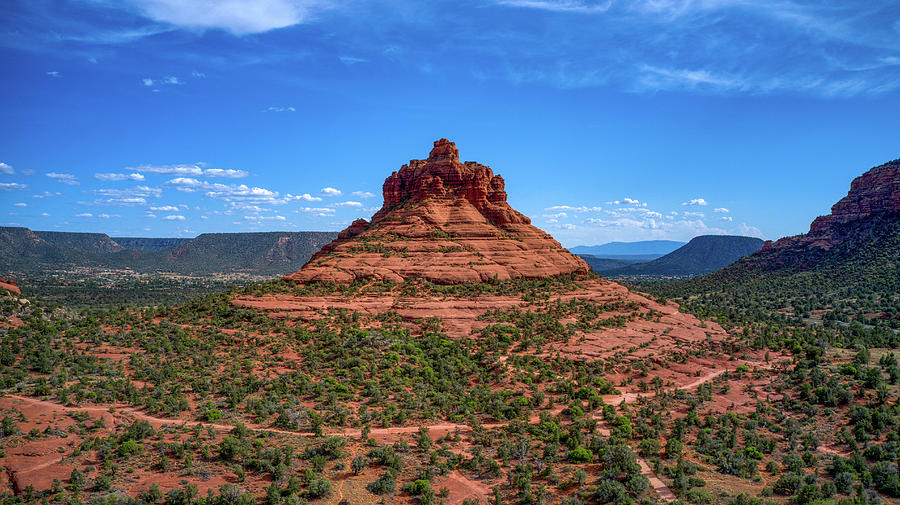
[320,187,342,196]
[130,163,249,178]
[352,191,375,198]
[46,172,79,185]
[142,75,182,88]
[95,172,145,181]
[682,198,708,206]
[0,163,13,175]
[265,106,296,112]
[32,191,61,198]
[331,201,363,207]
[636,65,745,92]
[164,214,186,220]
[495,0,612,13]
[88,185,162,206]
[299,207,336,216]
[339,56,366,65]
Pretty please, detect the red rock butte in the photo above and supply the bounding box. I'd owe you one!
[760,157,900,253]
[285,139,589,284]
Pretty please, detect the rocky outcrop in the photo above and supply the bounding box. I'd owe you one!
[760,158,899,254]
[286,139,589,284]
[807,158,900,235]
[0,277,20,295]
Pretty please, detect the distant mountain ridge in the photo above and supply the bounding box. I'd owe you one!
[604,235,764,277]
[570,240,686,256]
[0,227,338,276]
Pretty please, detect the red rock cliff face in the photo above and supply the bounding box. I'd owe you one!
[761,158,900,253]
[807,158,900,235]
[285,139,589,284]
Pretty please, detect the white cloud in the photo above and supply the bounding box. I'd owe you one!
[165,178,308,208]
[0,182,26,191]
[130,163,249,178]
[32,191,60,198]
[46,71,60,77]
[320,187,342,196]
[299,207,336,216]
[713,207,729,213]
[192,70,206,78]
[720,216,734,222]
[339,56,367,65]
[352,191,376,198]
[150,205,180,211]
[623,197,640,204]
[94,185,162,198]
[75,212,93,217]
[143,75,181,88]
[265,106,296,112]
[681,198,708,206]
[204,168,249,178]
[544,205,602,212]
[41,212,50,217]
[495,0,612,13]
[166,177,203,191]
[127,0,329,35]
[637,65,745,92]
[46,172,79,185]
[89,185,161,206]
[95,172,145,181]
[683,211,705,218]
[97,213,119,219]
[243,215,287,221]
[13,202,26,207]
[0,163,13,175]
[332,201,363,207]
[298,193,322,201]
[164,215,186,221]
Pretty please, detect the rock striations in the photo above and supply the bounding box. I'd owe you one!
[286,139,589,284]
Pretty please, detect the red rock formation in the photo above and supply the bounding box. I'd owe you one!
[286,139,589,284]
[0,277,20,295]
[760,157,899,253]
[807,158,900,235]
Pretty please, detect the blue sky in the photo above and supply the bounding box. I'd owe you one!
[1,0,898,247]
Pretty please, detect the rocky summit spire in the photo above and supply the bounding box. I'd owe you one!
[285,139,589,284]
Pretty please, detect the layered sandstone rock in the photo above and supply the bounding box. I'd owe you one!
[285,139,589,284]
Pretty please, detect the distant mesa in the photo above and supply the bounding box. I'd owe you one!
[286,138,589,284]
[598,235,765,277]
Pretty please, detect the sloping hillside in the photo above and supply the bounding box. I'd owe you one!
[606,235,764,277]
